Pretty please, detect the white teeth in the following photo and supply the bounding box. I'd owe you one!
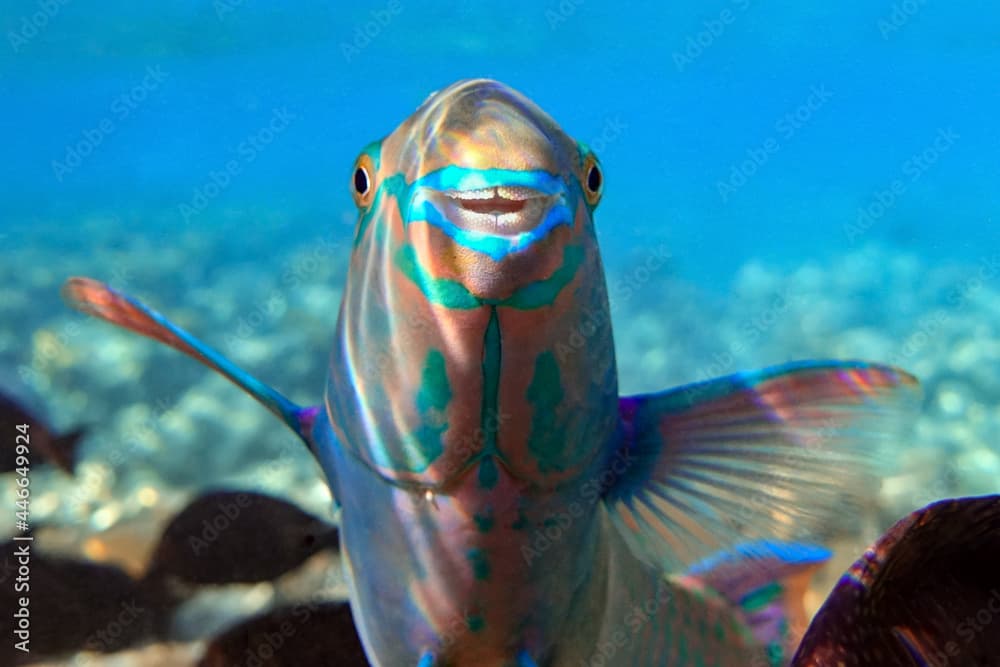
[495,186,539,200]
[448,188,497,200]
[446,186,541,201]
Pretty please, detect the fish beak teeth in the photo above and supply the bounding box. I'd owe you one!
[434,187,556,234]
[447,186,540,202]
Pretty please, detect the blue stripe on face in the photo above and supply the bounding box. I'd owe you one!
[405,167,576,261]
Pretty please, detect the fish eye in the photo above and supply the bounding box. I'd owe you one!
[582,154,603,206]
[351,154,376,208]
[354,167,369,195]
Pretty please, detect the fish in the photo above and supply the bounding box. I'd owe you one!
[63,78,920,665]
[0,538,166,664]
[792,494,1000,666]
[0,377,86,475]
[143,489,340,588]
[0,490,339,663]
[198,600,368,667]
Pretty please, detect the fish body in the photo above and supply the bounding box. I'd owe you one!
[64,79,919,665]
[319,79,916,666]
[144,489,340,587]
[323,80,622,665]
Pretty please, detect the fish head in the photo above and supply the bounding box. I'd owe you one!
[351,78,603,299]
[330,79,618,491]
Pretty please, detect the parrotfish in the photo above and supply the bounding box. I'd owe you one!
[792,494,1000,666]
[63,79,920,665]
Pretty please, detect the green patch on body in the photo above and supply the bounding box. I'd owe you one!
[502,244,585,309]
[477,457,498,489]
[400,349,450,472]
[473,509,494,533]
[526,351,580,473]
[395,245,481,309]
[466,548,491,581]
[466,614,485,633]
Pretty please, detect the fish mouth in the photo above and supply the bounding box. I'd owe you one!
[428,186,559,236]
[407,168,573,260]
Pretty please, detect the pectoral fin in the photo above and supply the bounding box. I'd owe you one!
[604,360,920,574]
[62,277,320,454]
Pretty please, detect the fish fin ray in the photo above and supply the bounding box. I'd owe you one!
[605,360,920,573]
[62,277,318,450]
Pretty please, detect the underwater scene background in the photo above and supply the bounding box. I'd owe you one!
[1,1,998,664]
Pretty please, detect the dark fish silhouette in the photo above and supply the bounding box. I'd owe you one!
[0,490,341,663]
[0,538,167,665]
[143,489,340,588]
[792,495,1000,666]
[0,387,85,475]
[199,600,368,667]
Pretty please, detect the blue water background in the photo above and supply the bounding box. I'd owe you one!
[2,1,997,289]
